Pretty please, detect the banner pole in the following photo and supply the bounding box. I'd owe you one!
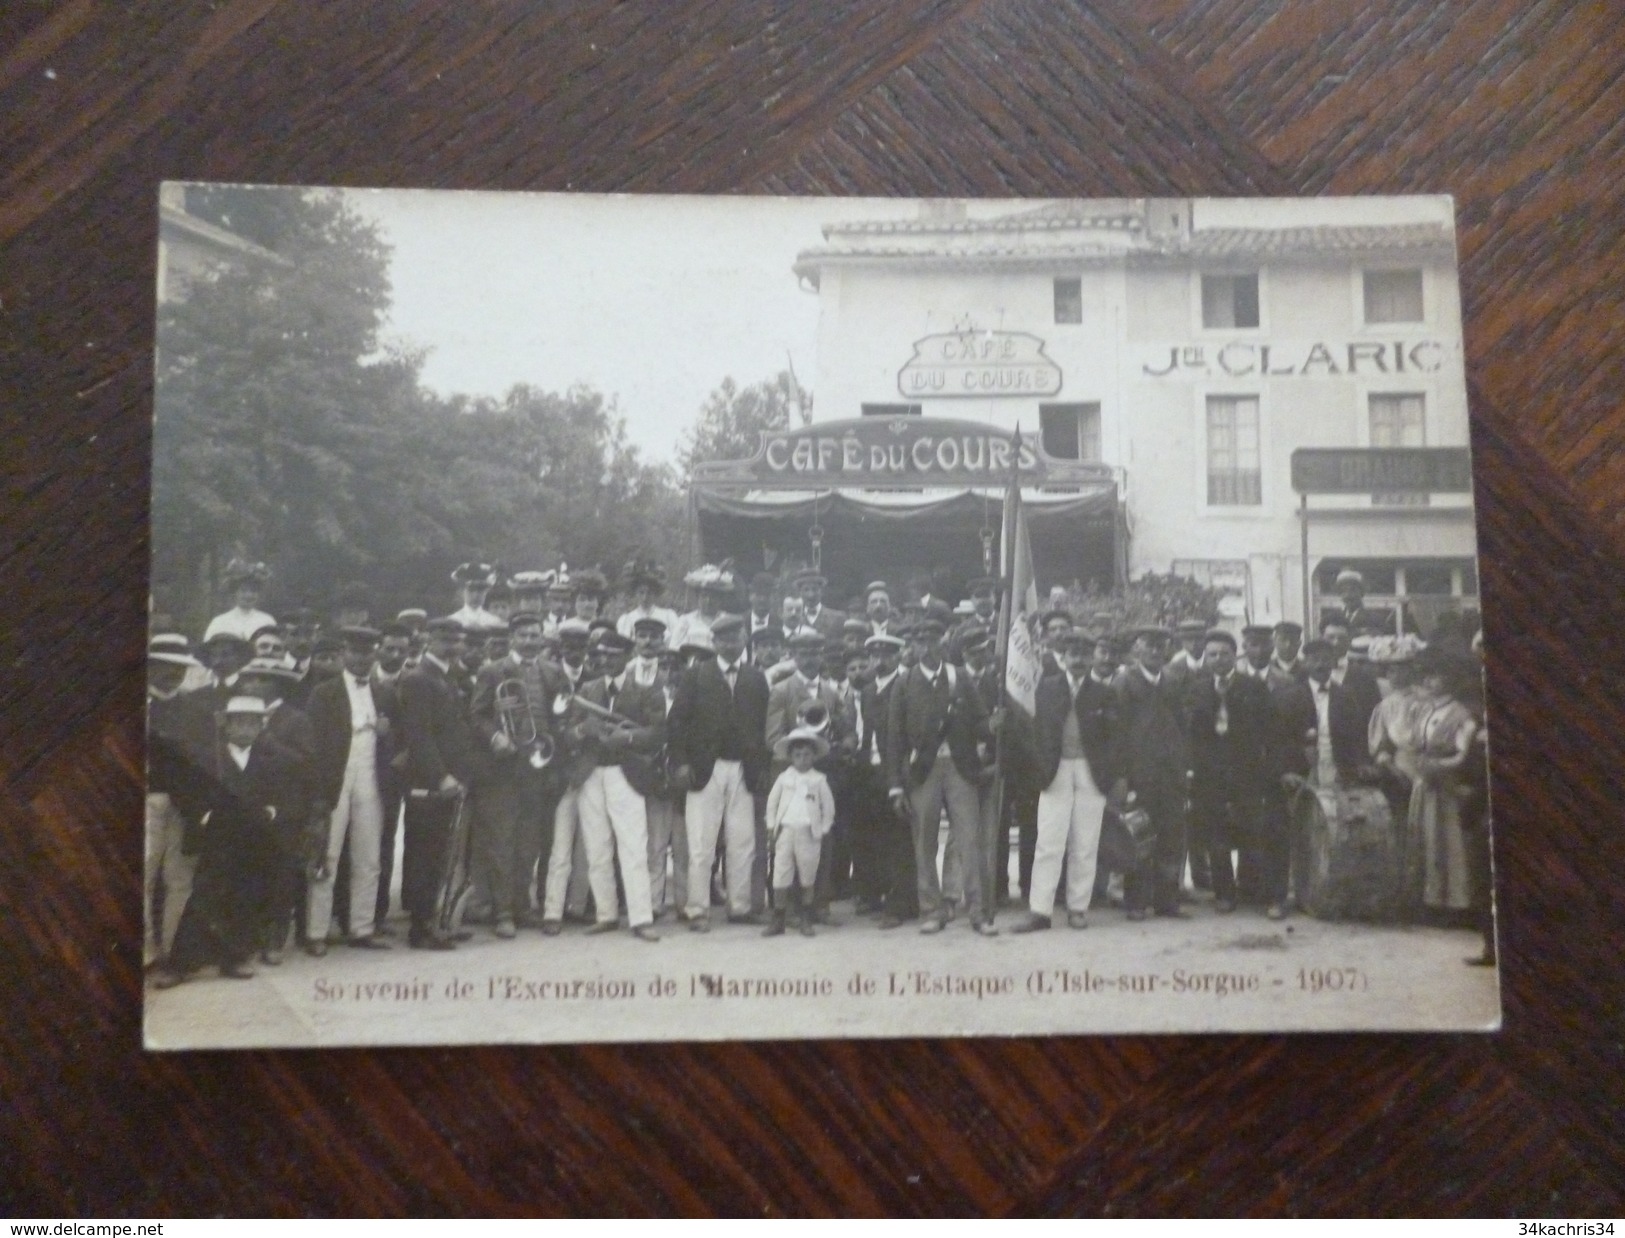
[988,425,1023,917]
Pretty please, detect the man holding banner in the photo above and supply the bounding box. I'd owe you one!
[1013,630,1117,931]
[991,425,1045,913]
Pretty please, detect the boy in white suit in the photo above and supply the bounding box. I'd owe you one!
[763,727,834,938]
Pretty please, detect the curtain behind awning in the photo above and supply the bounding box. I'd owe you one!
[692,486,1120,601]
[693,487,1116,526]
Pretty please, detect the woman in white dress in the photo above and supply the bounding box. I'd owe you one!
[1368,638,1428,910]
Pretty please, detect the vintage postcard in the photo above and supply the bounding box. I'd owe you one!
[145,186,1498,1048]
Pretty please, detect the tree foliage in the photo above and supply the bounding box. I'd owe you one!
[153,186,687,630]
[677,369,810,478]
[1056,572,1225,632]
[154,187,400,619]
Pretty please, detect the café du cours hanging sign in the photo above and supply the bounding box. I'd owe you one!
[690,417,1114,490]
[898,330,1063,398]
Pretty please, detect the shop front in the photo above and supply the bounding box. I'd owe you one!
[688,416,1121,605]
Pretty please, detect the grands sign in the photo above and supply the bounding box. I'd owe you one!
[691,417,1113,490]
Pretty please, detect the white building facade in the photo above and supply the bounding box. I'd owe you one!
[790,197,1477,631]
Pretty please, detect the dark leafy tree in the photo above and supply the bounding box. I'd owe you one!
[154,187,692,630]
[153,186,400,623]
[677,370,810,478]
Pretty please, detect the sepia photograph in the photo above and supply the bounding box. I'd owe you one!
[144,186,1498,1048]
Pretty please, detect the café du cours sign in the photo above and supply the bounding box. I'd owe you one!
[898,330,1063,398]
[690,417,1113,490]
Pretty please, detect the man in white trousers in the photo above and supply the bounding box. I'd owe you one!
[304,626,394,953]
[1014,631,1118,932]
[539,619,596,935]
[568,629,664,941]
[146,633,204,967]
[668,615,770,931]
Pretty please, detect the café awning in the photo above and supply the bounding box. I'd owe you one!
[691,484,1121,601]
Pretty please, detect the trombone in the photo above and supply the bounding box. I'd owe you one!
[552,686,639,736]
[495,678,553,769]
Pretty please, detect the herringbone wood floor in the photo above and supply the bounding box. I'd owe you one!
[1,0,1621,1215]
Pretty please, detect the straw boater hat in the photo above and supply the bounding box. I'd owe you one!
[238,656,302,684]
[773,724,831,762]
[555,617,591,642]
[148,633,201,667]
[678,628,715,659]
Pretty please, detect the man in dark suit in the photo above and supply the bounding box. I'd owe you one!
[1038,609,1073,680]
[959,626,1009,913]
[1320,613,1384,771]
[234,657,317,963]
[1303,637,1382,787]
[1262,650,1316,920]
[668,614,770,930]
[887,611,997,935]
[857,633,912,926]
[1185,629,1273,913]
[765,631,850,758]
[1266,620,1306,689]
[792,567,847,641]
[468,611,570,938]
[565,629,665,940]
[948,578,999,663]
[1164,619,1209,684]
[1012,631,1116,932]
[396,617,477,949]
[649,645,689,917]
[154,697,303,987]
[808,637,866,915]
[862,581,896,641]
[1110,627,1190,920]
[745,571,779,642]
[363,621,412,933]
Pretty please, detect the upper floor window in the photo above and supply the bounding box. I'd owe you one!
[1053,277,1082,324]
[1206,395,1261,505]
[1369,392,1428,506]
[1201,273,1260,329]
[1369,392,1426,447]
[1363,269,1424,324]
[1039,403,1101,461]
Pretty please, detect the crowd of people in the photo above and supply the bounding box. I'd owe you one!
[145,556,1494,989]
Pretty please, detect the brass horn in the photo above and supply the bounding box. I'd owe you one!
[553,685,638,733]
[797,701,830,735]
[496,678,552,769]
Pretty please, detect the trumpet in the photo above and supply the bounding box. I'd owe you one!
[496,678,553,769]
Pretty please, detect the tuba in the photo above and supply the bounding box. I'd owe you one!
[496,678,553,769]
